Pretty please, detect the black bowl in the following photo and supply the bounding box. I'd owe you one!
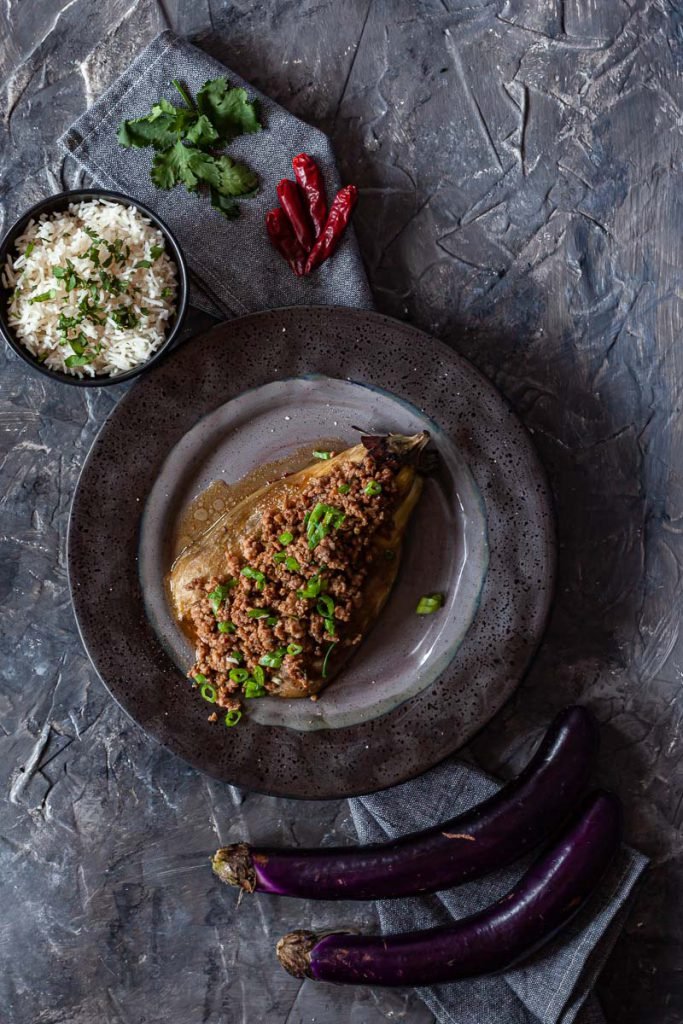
[0,189,189,387]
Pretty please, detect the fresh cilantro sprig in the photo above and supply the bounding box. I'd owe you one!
[116,77,261,219]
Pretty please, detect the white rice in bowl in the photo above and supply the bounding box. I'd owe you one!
[1,199,178,378]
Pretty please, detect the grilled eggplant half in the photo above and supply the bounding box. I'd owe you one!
[168,431,431,707]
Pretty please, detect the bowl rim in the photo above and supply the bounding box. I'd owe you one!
[0,188,189,387]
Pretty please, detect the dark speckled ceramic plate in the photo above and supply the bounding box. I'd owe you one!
[68,306,555,799]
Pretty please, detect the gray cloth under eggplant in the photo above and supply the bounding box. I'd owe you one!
[59,30,372,318]
[350,758,648,1024]
[60,30,647,1024]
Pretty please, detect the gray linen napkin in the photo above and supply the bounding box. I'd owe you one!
[350,757,648,1024]
[59,30,373,318]
[60,31,646,1024]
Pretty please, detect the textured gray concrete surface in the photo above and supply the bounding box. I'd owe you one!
[1,1,682,1022]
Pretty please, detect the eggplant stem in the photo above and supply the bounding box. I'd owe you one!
[360,431,431,469]
[212,843,256,893]
[276,930,318,979]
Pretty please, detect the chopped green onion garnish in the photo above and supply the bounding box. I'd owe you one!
[266,615,278,626]
[248,608,271,619]
[66,273,78,292]
[312,450,331,460]
[25,242,35,257]
[225,710,242,727]
[306,502,346,550]
[297,573,326,600]
[338,483,351,494]
[29,289,56,304]
[52,266,66,279]
[253,665,265,686]
[286,643,303,656]
[208,583,232,614]
[217,621,236,634]
[273,552,287,564]
[364,480,382,496]
[150,244,164,260]
[241,566,266,591]
[279,531,294,545]
[229,667,249,683]
[228,650,244,665]
[134,259,152,269]
[243,680,266,699]
[200,682,217,703]
[161,286,173,298]
[324,617,336,636]
[193,672,207,685]
[416,593,444,615]
[316,594,335,618]
[322,642,336,679]
[285,556,300,572]
[259,648,287,669]
[308,503,325,527]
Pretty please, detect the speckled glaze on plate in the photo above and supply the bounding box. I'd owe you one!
[68,306,555,799]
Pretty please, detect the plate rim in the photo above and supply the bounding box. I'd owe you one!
[67,304,557,799]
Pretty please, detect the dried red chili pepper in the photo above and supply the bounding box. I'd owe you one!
[292,153,328,239]
[304,184,359,274]
[276,179,314,252]
[265,208,306,276]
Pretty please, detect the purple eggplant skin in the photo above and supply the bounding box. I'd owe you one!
[212,705,598,901]
[276,789,622,987]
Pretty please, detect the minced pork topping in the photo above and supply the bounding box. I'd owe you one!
[188,447,401,723]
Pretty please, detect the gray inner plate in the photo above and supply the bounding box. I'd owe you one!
[139,375,488,730]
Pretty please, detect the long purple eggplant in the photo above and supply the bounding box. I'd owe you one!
[277,789,622,986]
[212,705,598,900]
